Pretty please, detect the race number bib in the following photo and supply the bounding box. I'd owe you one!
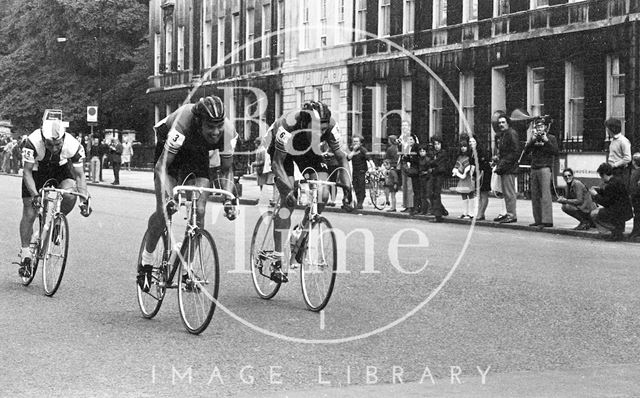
[165,129,186,152]
[22,148,35,163]
[275,126,292,148]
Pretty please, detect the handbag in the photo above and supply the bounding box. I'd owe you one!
[490,168,502,194]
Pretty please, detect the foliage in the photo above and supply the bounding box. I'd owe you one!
[0,0,150,137]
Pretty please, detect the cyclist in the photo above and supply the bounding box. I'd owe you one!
[138,95,238,292]
[266,100,353,281]
[18,118,90,277]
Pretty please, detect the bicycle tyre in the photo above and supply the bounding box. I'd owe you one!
[21,215,43,286]
[136,229,168,319]
[178,229,219,335]
[42,213,69,297]
[300,216,337,312]
[370,182,387,210]
[250,211,282,299]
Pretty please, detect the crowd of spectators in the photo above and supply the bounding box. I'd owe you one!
[348,114,639,243]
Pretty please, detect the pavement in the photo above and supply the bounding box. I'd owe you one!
[3,168,636,241]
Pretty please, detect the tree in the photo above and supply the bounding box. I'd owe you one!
[0,0,150,138]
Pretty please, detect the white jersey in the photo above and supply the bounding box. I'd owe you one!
[22,129,85,171]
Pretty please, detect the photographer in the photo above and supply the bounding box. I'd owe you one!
[522,115,559,228]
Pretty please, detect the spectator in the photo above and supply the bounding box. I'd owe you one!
[628,153,640,241]
[251,137,267,192]
[99,139,109,181]
[427,136,449,222]
[416,143,432,215]
[109,138,123,185]
[2,137,14,173]
[89,138,101,183]
[493,113,521,224]
[469,135,492,220]
[347,135,373,209]
[605,117,631,188]
[382,159,399,212]
[121,137,134,171]
[557,168,596,230]
[522,115,559,228]
[385,135,400,170]
[452,139,475,219]
[10,138,20,174]
[321,141,340,206]
[406,138,422,215]
[589,162,633,241]
[398,122,415,213]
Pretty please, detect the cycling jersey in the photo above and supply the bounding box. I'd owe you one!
[154,103,237,179]
[267,112,341,176]
[21,129,85,198]
[22,129,85,171]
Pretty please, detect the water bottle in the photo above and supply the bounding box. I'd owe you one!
[290,224,303,254]
[298,183,309,206]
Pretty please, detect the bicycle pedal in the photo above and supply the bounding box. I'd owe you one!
[269,270,288,283]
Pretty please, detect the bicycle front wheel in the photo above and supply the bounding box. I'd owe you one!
[178,229,219,335]
[370,182,386,210]
[250,211,281,299]
[136,230,168,319]
[300,216,337,312]
[42,213,69,297]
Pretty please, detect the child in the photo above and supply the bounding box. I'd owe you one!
[452,140,475,219]
[382,159,399,212]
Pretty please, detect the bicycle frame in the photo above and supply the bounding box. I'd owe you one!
[35,187,89,253]
[161,185,237,286]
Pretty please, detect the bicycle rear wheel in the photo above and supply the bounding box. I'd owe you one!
[42,214,69,296]
[370,182,387,210]
[178,229,219,335]
[250,211,281,299]
[136,230,168,319]
[300,216,337,311]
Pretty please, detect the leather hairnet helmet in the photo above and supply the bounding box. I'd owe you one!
[195,96,225,124]
[302,100,331,123]
[41,119,65,141]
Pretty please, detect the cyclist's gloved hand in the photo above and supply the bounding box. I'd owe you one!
[79,200,92,217]
[284,189,297,208]
[165,199,178,216]
[223,199,238,221]
[30,196,41,209]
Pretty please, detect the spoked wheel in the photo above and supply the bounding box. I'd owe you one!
[178,230,219,335]
[250,211,282,299]
[370,182,387,210]
[300,216,337,312]
[42,214,69,296]
[136,230,168,319]
[21,216,43,286]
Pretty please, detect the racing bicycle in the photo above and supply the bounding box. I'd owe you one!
[20,183,91,297]
[366,168,387,210]
[250,178,338,311]
[136,184,238,334]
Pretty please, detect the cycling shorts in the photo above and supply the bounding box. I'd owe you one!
[283,154,328,177]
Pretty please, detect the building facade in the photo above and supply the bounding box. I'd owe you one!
[148,0,640,181]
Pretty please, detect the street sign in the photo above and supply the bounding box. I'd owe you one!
[87,106,98,123]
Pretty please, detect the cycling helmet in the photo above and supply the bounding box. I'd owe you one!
[41,119,65,141]
[302,100,331,123]
[195,96,225,124]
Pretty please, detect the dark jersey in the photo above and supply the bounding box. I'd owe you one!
[153,103,237,179]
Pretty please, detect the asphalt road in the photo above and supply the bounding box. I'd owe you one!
[1,175,640,397]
